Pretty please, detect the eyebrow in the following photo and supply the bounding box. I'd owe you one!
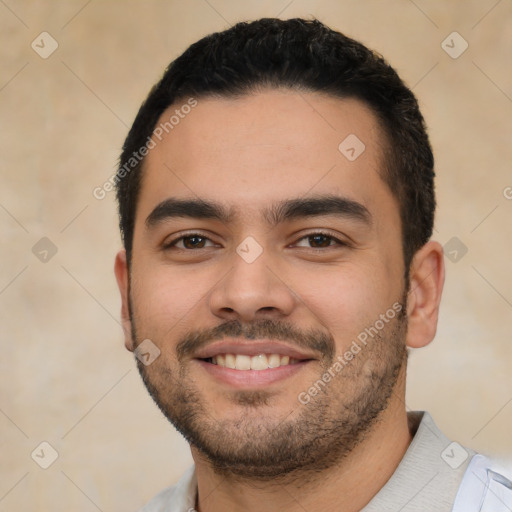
[146,198,232,227]
[145,195,372,229]
[265,195,372,227]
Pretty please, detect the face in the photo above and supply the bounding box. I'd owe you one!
[118,90,409,478]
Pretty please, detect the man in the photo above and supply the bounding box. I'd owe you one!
[114,18,511,511]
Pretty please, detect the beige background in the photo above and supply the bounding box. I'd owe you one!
[1,0,511,510]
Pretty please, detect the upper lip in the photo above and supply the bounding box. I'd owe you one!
[193,339,318,360]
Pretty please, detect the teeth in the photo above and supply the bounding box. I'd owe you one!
[268,354,281,368]
[251,354,268,371]
[235,354,251,370]
[210,353,300,370]
[225,354,236,369]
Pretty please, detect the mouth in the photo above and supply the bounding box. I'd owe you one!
[202,353,302,370]
[193,340,316,388]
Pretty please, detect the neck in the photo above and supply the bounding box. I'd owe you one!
[191,383,412,512]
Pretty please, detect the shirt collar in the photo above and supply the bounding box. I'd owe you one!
[149,411,472,511]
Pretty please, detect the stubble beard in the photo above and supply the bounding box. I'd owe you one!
[132,301,408,482]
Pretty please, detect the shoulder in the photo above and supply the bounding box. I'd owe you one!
[137,465,197,512]
[138,486,178,512]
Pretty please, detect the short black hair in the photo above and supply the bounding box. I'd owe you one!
[116,17,435,272]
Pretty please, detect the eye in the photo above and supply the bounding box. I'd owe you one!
[165,234,217,250]
[294,232,345,249]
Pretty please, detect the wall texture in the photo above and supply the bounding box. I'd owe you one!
[1,1,511,510]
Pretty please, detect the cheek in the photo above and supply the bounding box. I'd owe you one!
[287,263,389,345]
[130,263,212,332]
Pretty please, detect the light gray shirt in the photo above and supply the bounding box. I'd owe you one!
[138,411,505,511]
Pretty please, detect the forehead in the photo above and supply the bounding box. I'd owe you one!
[137,90,396,226]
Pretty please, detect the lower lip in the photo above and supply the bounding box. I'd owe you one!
[195,359,310,388]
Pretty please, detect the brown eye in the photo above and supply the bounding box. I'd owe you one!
[182,236,207,249]
[295,233,342,249]
[308,234,334,248]
[167,235,216,250]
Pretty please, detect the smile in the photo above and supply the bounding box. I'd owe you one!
[194,339,316,387]
[204,353,301,370]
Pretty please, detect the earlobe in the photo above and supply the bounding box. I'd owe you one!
[405,241,445,349]
[114,250,135,352]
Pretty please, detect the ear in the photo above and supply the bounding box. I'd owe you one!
[405,241,445,349]
[114,249,135,352]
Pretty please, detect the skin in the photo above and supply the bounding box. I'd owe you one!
[115,89,445,512]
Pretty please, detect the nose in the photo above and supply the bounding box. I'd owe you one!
[208,245,297,323]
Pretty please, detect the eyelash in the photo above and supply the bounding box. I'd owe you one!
[294,232,347,249]
[164,231,347,250]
